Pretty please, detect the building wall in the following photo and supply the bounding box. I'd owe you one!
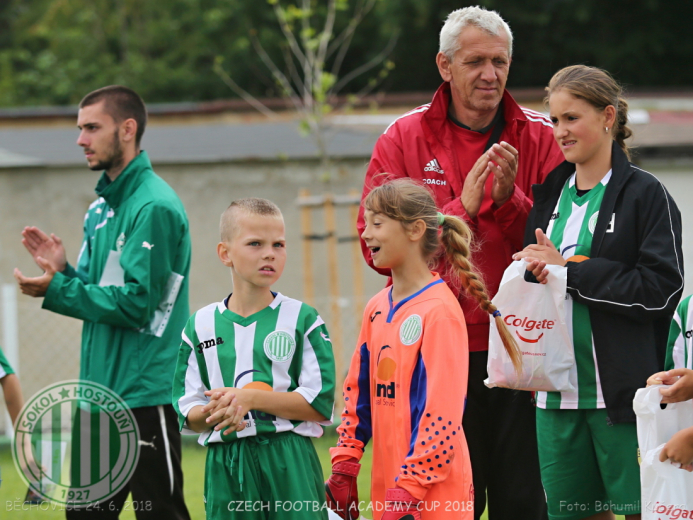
[1,157,692,431]
[0,158,385,431]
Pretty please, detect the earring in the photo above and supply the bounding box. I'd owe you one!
[605,127,609,133]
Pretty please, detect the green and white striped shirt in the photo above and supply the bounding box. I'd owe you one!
[537,170,612,410]
[665,295,693,371]
[173,292,335,445]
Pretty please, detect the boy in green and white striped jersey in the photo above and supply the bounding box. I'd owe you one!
[646,296,693,471]
[172,198,335,520]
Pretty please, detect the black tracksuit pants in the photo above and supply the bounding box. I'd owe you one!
[463,351,548,520]
[66,404,190,520]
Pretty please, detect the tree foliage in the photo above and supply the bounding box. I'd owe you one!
[212,0,396,178]
[0,0,690,108]
[377,0,693,93]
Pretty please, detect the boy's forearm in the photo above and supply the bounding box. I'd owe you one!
[1,374,24,426]
[249,390,327,422]
[185,405,212,433]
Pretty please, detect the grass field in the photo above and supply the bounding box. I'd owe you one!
[0,431,626,519]
[0,432,367,520]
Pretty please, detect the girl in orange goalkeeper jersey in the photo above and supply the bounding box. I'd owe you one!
[326,179,521,520]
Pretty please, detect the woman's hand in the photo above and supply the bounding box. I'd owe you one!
[514,229,567,266]
[524,258,549,284]
[513,229,566,284]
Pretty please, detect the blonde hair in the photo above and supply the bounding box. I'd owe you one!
[364,179,522,374]
[546,65,632,160]
[220,198,283,242]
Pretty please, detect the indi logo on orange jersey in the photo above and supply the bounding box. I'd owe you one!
[375,346,396,399]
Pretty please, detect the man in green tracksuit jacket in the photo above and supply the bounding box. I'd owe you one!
[15,86,191,519]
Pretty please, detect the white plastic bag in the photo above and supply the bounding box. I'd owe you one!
[634,385,693,455]
[634,386,693,518]
[485,260,575,391]
[640,445,693,518]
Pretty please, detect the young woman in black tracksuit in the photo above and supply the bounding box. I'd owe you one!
[514,65,683,520]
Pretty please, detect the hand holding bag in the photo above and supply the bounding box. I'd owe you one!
[485,260,575,391]
[634,386,693,518]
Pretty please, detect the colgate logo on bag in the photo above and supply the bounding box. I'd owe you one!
[649,501,693,519]
[503,315,555,343]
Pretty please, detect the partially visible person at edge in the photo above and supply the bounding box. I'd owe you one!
[14,86,191,520]
[644,290,693,472]
[357,6,563,520]
[646,368,693,472]
[515,65,684,520]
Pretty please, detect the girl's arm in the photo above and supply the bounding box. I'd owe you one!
[330,320,374,464]
[1,374,24,426]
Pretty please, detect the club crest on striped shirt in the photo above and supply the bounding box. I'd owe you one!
[263,330,296,362]
[400,314,422,345]
[12,380,140,506]
[588,211,599,235]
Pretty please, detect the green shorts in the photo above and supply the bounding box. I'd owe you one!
[536,408,640,520]
[204,431,328,520]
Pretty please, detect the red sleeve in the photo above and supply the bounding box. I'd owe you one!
[358,133,407,278]
[441,196,478,230]
[396,316,468,500]
[330,321,373,464]
[491,186,532,252]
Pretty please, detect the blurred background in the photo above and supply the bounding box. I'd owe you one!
[0,1,692,516]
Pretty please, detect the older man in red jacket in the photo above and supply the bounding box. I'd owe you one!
[357,7,564,520]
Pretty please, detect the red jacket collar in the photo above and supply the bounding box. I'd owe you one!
[423,82,527,141]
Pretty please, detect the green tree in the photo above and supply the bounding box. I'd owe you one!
[0,0,691,108]
[0,0,282,106]
[376,0,693,92]
[214,0,397,178]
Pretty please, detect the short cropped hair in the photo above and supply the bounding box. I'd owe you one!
[439,6,513,60]
[220,198,283,242]
[79,86,148,146]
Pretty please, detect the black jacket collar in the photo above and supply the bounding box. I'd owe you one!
[531,141,634,255]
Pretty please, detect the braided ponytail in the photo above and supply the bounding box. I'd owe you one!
[440,216,523,377]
